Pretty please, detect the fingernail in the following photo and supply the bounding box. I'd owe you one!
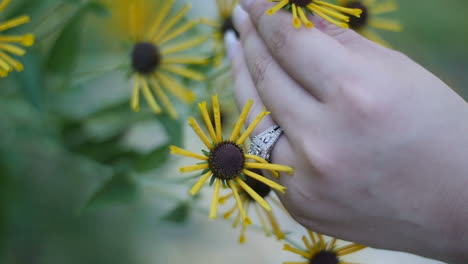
[224,30,238,60]
[240,0,253,10]
[232,5,248,31]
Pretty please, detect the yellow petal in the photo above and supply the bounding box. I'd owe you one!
[170,145,208,160]
[230,99,253,141]
[153,4,191,43]
[266,0,288,15]
[283,244,312,259]
[0,15,30,32]
[0,0,12,13]
[235,178,272,211]
[244,154,279,178]
[188,117,213,149]
[131,76,140,112]
[198,101,218,143]
[245,162,294,175]
[156,72,196,103]
[161,65,204,81]
[209,178,221,219]
[159,19,199,45]
[229,180,251,225]
[189,171,212,195]
[180,163,209,173]
[212,94,223,142]
[140,77,162,114]
[149,77,178,119]
[0,43,25,56]
[236,109,270,145]
[243,169,287,193]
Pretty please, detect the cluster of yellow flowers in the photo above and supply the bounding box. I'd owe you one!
[1,0,402,262]
[0,0,34,78]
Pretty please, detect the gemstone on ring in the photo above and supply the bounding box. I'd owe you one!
[248,125,283,162]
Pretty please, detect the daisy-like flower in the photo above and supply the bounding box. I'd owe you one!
[170,95,294,224]
[220,172,286,243]
[200,0,238,67]
[0,0,34,78]
[266,0,362,29]
[283,230,366,264]
[126,0,208,119]
[338,0,401,47]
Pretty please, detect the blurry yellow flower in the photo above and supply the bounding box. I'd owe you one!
[284,230,366,264]
[338,0,401,47]
[111,0,208,119]
[201,0,238,67]
[0,0,34,78]
[171,95,294,225]
[266,0,362,29]
[220,172,286,243]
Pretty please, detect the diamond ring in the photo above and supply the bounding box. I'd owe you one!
[248,125,283,162]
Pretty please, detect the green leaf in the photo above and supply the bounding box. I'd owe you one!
[86,1,110,17]
[200,168,210,175]
[161,201,191,223]
[202,149,210,157]
[79,170,138,213]
[238,173,246,181]
[132,143,171,173]
[45,4,87,73]
[209,175,216,186]
[156,114,184,147]
[15,51,44,112]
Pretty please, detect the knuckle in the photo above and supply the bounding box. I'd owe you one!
[348,91,383,122]
[268,25,291,52]
[334,74,384,122]
[249,1,269,22]
[302,146,338,177]
[250,54,272,88]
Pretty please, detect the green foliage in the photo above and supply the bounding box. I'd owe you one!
[45,12,82,73]
[156,113,184,147]
[79,169,138,213]
[161,201,191,223]
[15,51,45,112]
[132,143,171,173]
[45,1,109,75]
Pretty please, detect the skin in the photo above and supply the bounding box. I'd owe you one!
[225,1,468,263]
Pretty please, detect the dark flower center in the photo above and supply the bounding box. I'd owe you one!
[209,141,245,180]
[345,1,368,29]
[290,0,313,7]
[245,170,271,199]
[221,16,239,38]
[309,251,339,264]
[131,42,161,74]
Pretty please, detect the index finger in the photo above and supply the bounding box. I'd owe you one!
[238,1,363,101]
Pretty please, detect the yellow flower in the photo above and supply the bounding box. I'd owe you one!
[171,95,294,224]
[220,172,286,243]
[201,0,238,67]
[0,0,34,78]
[283,230,366,264]
[122,0,208,119]
[338,0,401,47]
[266,0,362,29]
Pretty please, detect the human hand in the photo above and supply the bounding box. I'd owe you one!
[226,2,468,263]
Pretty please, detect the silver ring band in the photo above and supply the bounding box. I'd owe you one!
[248,125,283,162]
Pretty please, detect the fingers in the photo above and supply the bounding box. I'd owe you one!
[225,30,274,134]
[231,7,321,141]
[225,31,295,177]
[235,2,365,101]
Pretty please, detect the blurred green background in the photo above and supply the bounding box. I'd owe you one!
[0,0,467,263]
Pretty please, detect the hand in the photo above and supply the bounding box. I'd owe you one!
[226,2,468,263]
